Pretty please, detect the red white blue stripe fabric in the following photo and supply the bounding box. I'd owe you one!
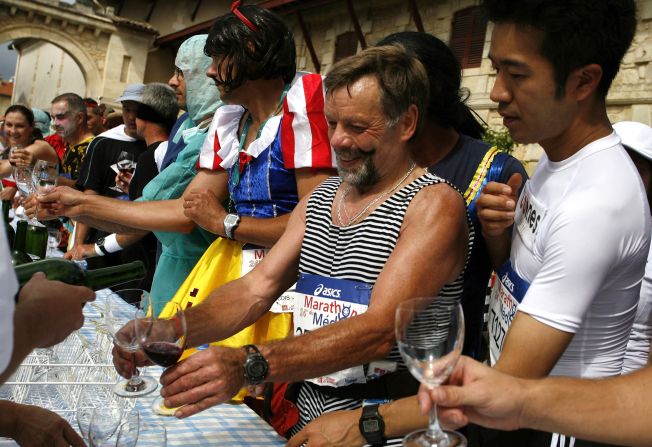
[198,72,335,171]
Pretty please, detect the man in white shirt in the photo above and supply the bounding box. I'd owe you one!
[472,0,647,445]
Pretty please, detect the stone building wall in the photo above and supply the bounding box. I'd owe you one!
[282,0,652,174]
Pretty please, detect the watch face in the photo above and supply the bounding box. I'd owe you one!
[248,360,267,376]
[225,214,239,226]
[362,419,380,432]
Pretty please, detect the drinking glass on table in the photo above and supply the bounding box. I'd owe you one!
[107,289,158,398]
[46,227,62,256]
[115,409,140,447]
[135,301,187,415]
[395,298,466,447]
[116,409,167,447]
[110,151,135,192]
[76,384,125,444]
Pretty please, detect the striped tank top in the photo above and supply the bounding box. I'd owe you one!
[289,173,472,442]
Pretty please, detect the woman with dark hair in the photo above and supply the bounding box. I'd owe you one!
[1,105,58,200]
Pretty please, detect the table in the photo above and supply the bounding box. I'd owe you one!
[0,290,285,446]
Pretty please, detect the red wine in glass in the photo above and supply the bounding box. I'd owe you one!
[143,342,183,367]
[117,159,135,175]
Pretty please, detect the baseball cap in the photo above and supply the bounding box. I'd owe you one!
[613,121,652,161]
[116,83,145,103]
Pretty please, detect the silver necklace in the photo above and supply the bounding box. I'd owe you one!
[337,162,417,227]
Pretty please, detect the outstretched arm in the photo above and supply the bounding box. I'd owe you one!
[158,182,468,418]
[34,169,229,234]
[424,356,652,447]
[183,167,333,247]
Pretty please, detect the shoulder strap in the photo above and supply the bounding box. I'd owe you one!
[464,147,510,218]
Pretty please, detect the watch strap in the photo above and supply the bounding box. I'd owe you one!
[224,213,240,240]
[359,403,386,446]
[243,344,268,385]
[96,238,109,256]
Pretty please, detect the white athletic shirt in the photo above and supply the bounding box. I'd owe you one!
[509,132,650,378]
[622,229,652,374]
[0,218,18,375]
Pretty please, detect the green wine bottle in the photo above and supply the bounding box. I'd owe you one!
[15,259,147,291]
[11,220,32,266]
[2,200,14,248]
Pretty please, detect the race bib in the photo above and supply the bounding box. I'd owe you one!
[294,273,373,387]
[488,260,530,365]
[515,181,547,251]
[242,244,295,313]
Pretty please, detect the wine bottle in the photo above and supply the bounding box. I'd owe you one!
[24,223,48,260]
[15,259,146,290]
[2,200,14,248]
[11,220,32,265]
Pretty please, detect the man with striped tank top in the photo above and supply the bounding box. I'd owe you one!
[140,45,470,445]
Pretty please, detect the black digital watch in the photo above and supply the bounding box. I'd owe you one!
[359,403,386,446]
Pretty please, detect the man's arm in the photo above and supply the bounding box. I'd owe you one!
[183,167,333,247]
[159,183,469,417]
[0,273,93,384]
[494,312,573,378]
[35,169,229,234]
[425,356,652,447]
[0,401,85,446]
[69,189,99,254]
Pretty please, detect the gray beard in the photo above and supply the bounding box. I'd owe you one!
[337,154,379,187]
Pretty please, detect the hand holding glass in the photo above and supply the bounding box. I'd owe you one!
[109,289,158,398]
[396,298,466,447]
[110,151,135,192]
[32,159,59,197]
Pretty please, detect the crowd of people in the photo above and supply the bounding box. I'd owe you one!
[1,0,652,446]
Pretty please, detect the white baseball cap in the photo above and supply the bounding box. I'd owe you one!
[613,121,652,161]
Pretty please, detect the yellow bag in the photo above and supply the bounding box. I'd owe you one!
[158,237,292,401]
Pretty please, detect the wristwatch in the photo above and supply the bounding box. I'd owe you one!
[243,344,269,385]
[359,404,386,446]
[223,213,241,240]
[95,237,109,256]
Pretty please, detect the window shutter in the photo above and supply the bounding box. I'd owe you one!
[450,6,488,69]
[334,31,359,63]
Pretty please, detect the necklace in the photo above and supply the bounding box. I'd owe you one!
[337,162,417,227]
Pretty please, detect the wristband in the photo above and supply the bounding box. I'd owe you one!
[94,243,107,256]
[103,233,123,253]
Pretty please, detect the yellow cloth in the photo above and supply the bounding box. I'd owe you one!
[159,237,292,401]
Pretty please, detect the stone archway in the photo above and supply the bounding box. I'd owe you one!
[0,0,157,103]
[0,23,102,97]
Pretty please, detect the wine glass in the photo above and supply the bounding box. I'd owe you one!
[395,298,466,447]
[115,409,140,447]
[110,151,135,192]
[135,301,186,368]
[108,289,158,398]
[46,227,62,257]
[137,421,167,446]
[8,145,21,167]
[32,159,59,197]
[76,384,124,443]
[135,302,186,415]
[13,165,38,224]
[88,403,125,446]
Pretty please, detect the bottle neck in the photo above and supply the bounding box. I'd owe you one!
[83,260,146,290]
